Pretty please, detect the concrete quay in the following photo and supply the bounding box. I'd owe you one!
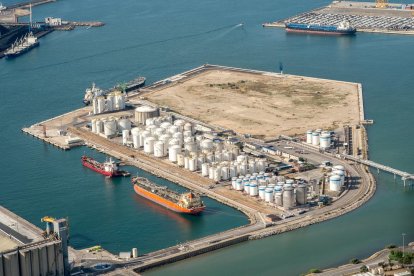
[263,1,414,35]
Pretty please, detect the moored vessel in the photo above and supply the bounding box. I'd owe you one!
[81,155,130,177]
[4,32,39,58]
[131,176,205,214]
[285,20,356,35]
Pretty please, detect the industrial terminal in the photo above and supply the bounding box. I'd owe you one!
[18,64,411,274]
[263,0,414,35]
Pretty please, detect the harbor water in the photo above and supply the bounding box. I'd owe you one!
[1,0,413,274]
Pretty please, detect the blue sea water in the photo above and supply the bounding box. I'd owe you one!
[1,0,413,274]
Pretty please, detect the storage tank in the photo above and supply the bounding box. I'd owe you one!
[329,175,342,192]
[333,165,345,171]
[320,133,331,149]
[169,145,181,162]
[283,187,295,209]
[184,156,190,169]
[155,127,165,137]
[244,183,250,194]
[172,132,183,144]
[248,160,256,174]
[236,179,243,191]
[106,94,114,111]
[189,157,197,171]
[131,127,140,136]
[97,96,106,114]
[118,118,131,131]
[296,184,307,205]
[306,130,313,144]
[184,142,197,152]
[229,165,237,178]
[264,188,274,203]
[249,183,258,196]
[114,92,125,110]
[256,159,267,172]
[96,120,104,134]
[213,167,221,182]
[154,141,165,157]
[184,122,193,134]
[285,179,294,185]
[200,139,214,150]
[258,186,266,200]
[201,163,209,177]
[132,133,140,149]
[177,153,185,167]
[208,166,215,179]
[183,130,192,138]
[91,119,97,133]
[144,137,156,153]
[206,153,215,163]
[104,119,117,137]
[221,166,229,180]
[168,125,179,134]
[122,129,130,145]
[312,132,320,146]
[160,122,172,130]
[237,155,247,163]
[238,162,247,175]
[135,106,160,125]
[332,170,345,185]
[140,130,151,145]
[274,192,283,206]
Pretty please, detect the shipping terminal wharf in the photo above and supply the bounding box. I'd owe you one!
[263,1,414,35]
[19,64,414,274]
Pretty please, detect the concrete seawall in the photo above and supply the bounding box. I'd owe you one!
[132,235,249,273]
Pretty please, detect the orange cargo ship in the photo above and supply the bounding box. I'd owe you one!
[131,176,205,215]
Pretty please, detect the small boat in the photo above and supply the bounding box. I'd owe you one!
[81,155,130,177]
[132,176,205,214]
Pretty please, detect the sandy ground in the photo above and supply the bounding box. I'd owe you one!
[144,70,360,138]
[0,234,18,252]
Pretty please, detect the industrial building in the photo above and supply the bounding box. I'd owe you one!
[0,216,70,276]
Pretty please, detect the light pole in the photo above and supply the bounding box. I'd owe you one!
[402,233,406,257]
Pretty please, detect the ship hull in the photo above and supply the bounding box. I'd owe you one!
[286,28,355,35]
[82,159,115,177]
[5,41,39,58]
[133,184,205,214]
[125,79,146,92]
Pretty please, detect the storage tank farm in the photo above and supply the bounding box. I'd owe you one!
[305,129,332,149]
[92,91,126,115]
[87,104,313,210]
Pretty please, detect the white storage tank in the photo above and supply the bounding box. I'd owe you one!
[118,118,132,131]
[177,153,185,167]
[104,119,117,137]
[264,188,274,203]
[332,170,345,185]
[154,141,165,157]
[189,157,197,171]
[329,175,342,192]
[160,122,172,130]
[283,187,295,209]
[97,96,106,114]
[213,167,221,182]
[319,133,331,149]
[184,156,190,169]
[201,163,209,177]
[155,127,165,137]
[238,163,247,175]
[122,129,130,145]
[236,179,243,191]
[144,137,156,154]
[135,106,160,125]
[132,133,140,149]
[200,139,214,150]
[306,130,313,144]
[96,120,104,134]
[184,122,193,134]
[221,166,229,181]
[244,183,250,194]
[258,186,266,200]
[312,132,320,146]
[333,165,345,171]
[249,183,258,196]
[114,91,125,110]
[184,142,197,152]
[169,145,181,163]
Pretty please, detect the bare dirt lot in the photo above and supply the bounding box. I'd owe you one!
[144,69,360,138]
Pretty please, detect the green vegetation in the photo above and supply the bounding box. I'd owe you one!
[386,244,397,249]
[360,265,368,272]
[350,258,361,264]
[307,268,321,274]
[389,250,414,264]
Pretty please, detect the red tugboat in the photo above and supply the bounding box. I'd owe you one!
[81,155,130,177]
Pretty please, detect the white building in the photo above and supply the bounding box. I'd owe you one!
[45,17,62,26]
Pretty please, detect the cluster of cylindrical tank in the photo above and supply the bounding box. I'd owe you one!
[328,165,346,192]
[118,115,269,182]
[306,129,332,149]
[231,174,309,209]
[92,91,125,115]
[91,116,132,138]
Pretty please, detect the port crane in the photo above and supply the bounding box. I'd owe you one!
[376,0,388,8]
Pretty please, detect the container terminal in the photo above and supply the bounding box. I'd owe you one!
[263,1,414,35]
[19,64,414,274]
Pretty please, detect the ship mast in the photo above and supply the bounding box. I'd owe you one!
[29,3,32,32]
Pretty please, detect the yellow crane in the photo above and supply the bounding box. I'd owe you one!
[41,216,56,223]
[376,0,388,9]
